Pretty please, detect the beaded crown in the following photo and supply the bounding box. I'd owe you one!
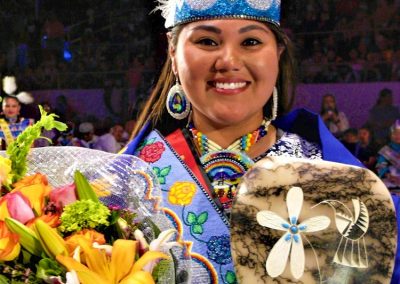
[156,0,281,28]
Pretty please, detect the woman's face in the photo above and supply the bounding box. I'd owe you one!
[358,128,370,144]
[322,95,336,110]
[2,97,21,118]
[170,19,282,127]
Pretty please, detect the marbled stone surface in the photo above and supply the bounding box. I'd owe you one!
[231,157,397,283]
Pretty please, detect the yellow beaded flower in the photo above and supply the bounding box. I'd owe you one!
[168,181,197,206]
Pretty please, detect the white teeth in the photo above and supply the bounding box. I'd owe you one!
[215,82,246,89]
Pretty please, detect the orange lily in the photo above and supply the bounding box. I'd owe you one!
[0,220,20,261]
[65,229,106,254]
[12,173,51,216]
[12,173,50,189]
[57,239,169,284]
[26,213,61,229]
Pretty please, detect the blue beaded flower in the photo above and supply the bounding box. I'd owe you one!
[207,234,232,265]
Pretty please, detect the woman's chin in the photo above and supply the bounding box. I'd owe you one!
[209,112,255,127]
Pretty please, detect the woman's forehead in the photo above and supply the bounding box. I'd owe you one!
[4,98,19,105]
[184,18,272,31]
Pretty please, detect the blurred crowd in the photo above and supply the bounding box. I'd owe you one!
[320,88,400,189]
[0,0,399,91]
[0,0,160,95]
[30,101,135,154]
[283,0,400,83]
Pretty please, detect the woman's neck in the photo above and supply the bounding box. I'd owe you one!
[6,115,19,123]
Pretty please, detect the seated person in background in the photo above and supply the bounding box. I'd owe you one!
[341,128,359,155]
[376,120,400,189]
[0,76,34,149]
[320,93,349,138]
[342,127,380,171]
[56,121,76,146]
[74,122,98,148]
[357,126,379,170]
[367,88,400,148]
[94,124,124,153]
[121,119,136,144]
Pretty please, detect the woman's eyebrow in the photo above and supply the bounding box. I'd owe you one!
[190,24,269,34]
[191,25,222,34]
[239,25,269,34]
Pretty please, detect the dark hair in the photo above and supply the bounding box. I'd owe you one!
[2,96,21,107]
[344,128,358,137]
[376,88,393,105]
[359,125,375,143]
[131,22,298,138]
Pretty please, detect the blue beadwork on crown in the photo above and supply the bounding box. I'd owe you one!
[168,0,280,28]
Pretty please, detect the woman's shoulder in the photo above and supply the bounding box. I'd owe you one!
[18,117,34,123]
[254,129,322,162]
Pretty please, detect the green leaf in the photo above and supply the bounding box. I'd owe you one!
[36,258,65,280]
[225,271,237,284]
[159,166,171,177]
[6,105,67,182]
[152,259,174,282]
[186,212,197,225]
[53,121,68,131]
[192,224,203,235]
[197,212,208,225]
[158,177,166,185]
[137,138,156,152]
[74,171,99,202]
[153,167,161,176]
[145,138,156,145]
[0,275,9,284]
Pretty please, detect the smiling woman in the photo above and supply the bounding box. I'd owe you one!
[0,76,34,150]
[123,0,398,283]
[171,20,281,136]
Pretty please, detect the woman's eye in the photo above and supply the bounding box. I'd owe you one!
[196,38,218,46]
[242,38,262,46]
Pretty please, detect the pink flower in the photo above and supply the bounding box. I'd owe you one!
[0,192,35,224]
[49,184,77,210]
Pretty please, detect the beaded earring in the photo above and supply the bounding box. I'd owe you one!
[271,87,278,121]
[166,78,191,120]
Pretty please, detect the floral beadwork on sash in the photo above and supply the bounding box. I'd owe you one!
[134,130,234,284]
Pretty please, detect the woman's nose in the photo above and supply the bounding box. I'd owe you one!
[214,45,243,72]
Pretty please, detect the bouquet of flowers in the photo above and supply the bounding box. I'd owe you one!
[0,107,190,283]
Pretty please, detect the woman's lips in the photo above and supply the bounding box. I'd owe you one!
[208,80,249,94]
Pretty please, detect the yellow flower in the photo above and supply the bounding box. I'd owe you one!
[0,156,13,187]
[57,239,169,284]
[168,182,197,206]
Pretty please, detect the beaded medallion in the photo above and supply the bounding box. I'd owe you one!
[200,150,254,211]
[188,118,270,212]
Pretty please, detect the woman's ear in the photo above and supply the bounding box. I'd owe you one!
[167,32,177,75]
